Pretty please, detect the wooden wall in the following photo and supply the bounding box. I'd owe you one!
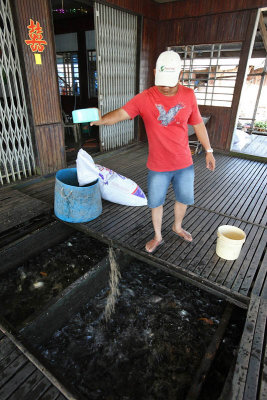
[104,0,158,19]
[138,17,158,141]
[13,0,66,174]
[140,18,158,92]
[11,0,265,171]
[157,10,252,48]
[157,9,259,150]
[105,0,263,151]
[158,0,267,20]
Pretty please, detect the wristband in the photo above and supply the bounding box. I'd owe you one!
[206,149,213,153]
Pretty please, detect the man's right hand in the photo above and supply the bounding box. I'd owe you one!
[90,108,131,126]
[90,109,102,126]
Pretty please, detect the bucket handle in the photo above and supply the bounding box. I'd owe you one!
[60,187,94,199]
[60,187,73,199]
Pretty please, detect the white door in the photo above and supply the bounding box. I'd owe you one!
[94,2,138,151]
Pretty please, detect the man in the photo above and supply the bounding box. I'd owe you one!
[91,50,216,253]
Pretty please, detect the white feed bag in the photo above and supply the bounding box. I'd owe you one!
[76,149,99,185]
[76,149,147,206]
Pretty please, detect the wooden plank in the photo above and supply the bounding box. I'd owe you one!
[261,275,267,301]
[259,12,267,53]
[38,385,65,400]
[194,157,259,221]
[18,376,53,400]
[104,0,158,19]
[35,125,66,175]
[196,157,254,210]
[7,369,47,400]
[221,163,265,220]
[244,298,267,399]
[153,210,218,268]
[0,338,16,362]
[259,335,267,399]
[0,189,51,234]
[0,351,20,374]
[0,354,28,389]
[238,228,267,296]
[244,183,267,226]
[225,225,265,295]
[0,221,74,274]
[231,295,260,399]
[56,395,67,400]
[13,0,62,125]
[0,323,78,400]
[252,251,267,298]
[234,164,267,223]
[166,213,225,268]
[194,155,242,198]
[196,158,263,223]
[157,1,266,20]
[0,361,36,400]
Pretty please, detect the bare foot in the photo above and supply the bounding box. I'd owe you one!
[145,238,164,253]
[172,226,193,242]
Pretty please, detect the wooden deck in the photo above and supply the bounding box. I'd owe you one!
[0,326,71,400]
[0,187,52,248]
[15,144,267,308]
[231,295,267,400]
[3,143,267,400]
[231,132,267,158]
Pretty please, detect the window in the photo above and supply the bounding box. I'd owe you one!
[170,43,242,107]
[56,52,80,95]
[237,55,267,130]
[88,50,98,97]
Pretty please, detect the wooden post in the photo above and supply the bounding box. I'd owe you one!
[77,31,89,108]
[226,9,260,150]
[12,0,66,175]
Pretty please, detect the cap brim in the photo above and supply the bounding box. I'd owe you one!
[155,72,179,87]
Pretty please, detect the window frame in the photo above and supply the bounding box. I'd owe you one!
[56,51,80,96]
[170,43,242,107]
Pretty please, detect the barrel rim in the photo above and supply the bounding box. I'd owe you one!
[217,225,246,241]
[56,168,98,189]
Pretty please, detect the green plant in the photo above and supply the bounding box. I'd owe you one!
[254,121,267,129]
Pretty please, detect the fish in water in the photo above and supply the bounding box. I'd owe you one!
[33,281,44,289]
[149,295,163,303]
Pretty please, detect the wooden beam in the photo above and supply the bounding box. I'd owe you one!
[226,9,260,150]
[259,12,267,53]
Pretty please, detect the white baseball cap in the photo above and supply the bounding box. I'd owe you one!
[155,50,181,87]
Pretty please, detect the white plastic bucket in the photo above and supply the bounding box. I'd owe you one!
[216,225,246,261]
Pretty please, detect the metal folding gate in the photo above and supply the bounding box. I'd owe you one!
[0,0,35,185]
[94,3,138,151]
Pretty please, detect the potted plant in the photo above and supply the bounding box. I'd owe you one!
[254,121,267,132]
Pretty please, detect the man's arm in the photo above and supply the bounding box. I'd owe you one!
[90,108,131,126]
[193,121,216,171]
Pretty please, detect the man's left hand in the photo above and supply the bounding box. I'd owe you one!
[206,152,216,171]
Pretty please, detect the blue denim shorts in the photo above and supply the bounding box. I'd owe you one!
[147,165,194,208]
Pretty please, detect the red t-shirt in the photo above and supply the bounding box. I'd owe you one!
[122,85,202,171]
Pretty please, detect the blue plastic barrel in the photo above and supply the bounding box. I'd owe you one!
[54,168,102,223]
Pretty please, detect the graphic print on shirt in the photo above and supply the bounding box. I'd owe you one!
[156,104,184,127]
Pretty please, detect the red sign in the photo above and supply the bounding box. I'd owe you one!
[25,19,47,52]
